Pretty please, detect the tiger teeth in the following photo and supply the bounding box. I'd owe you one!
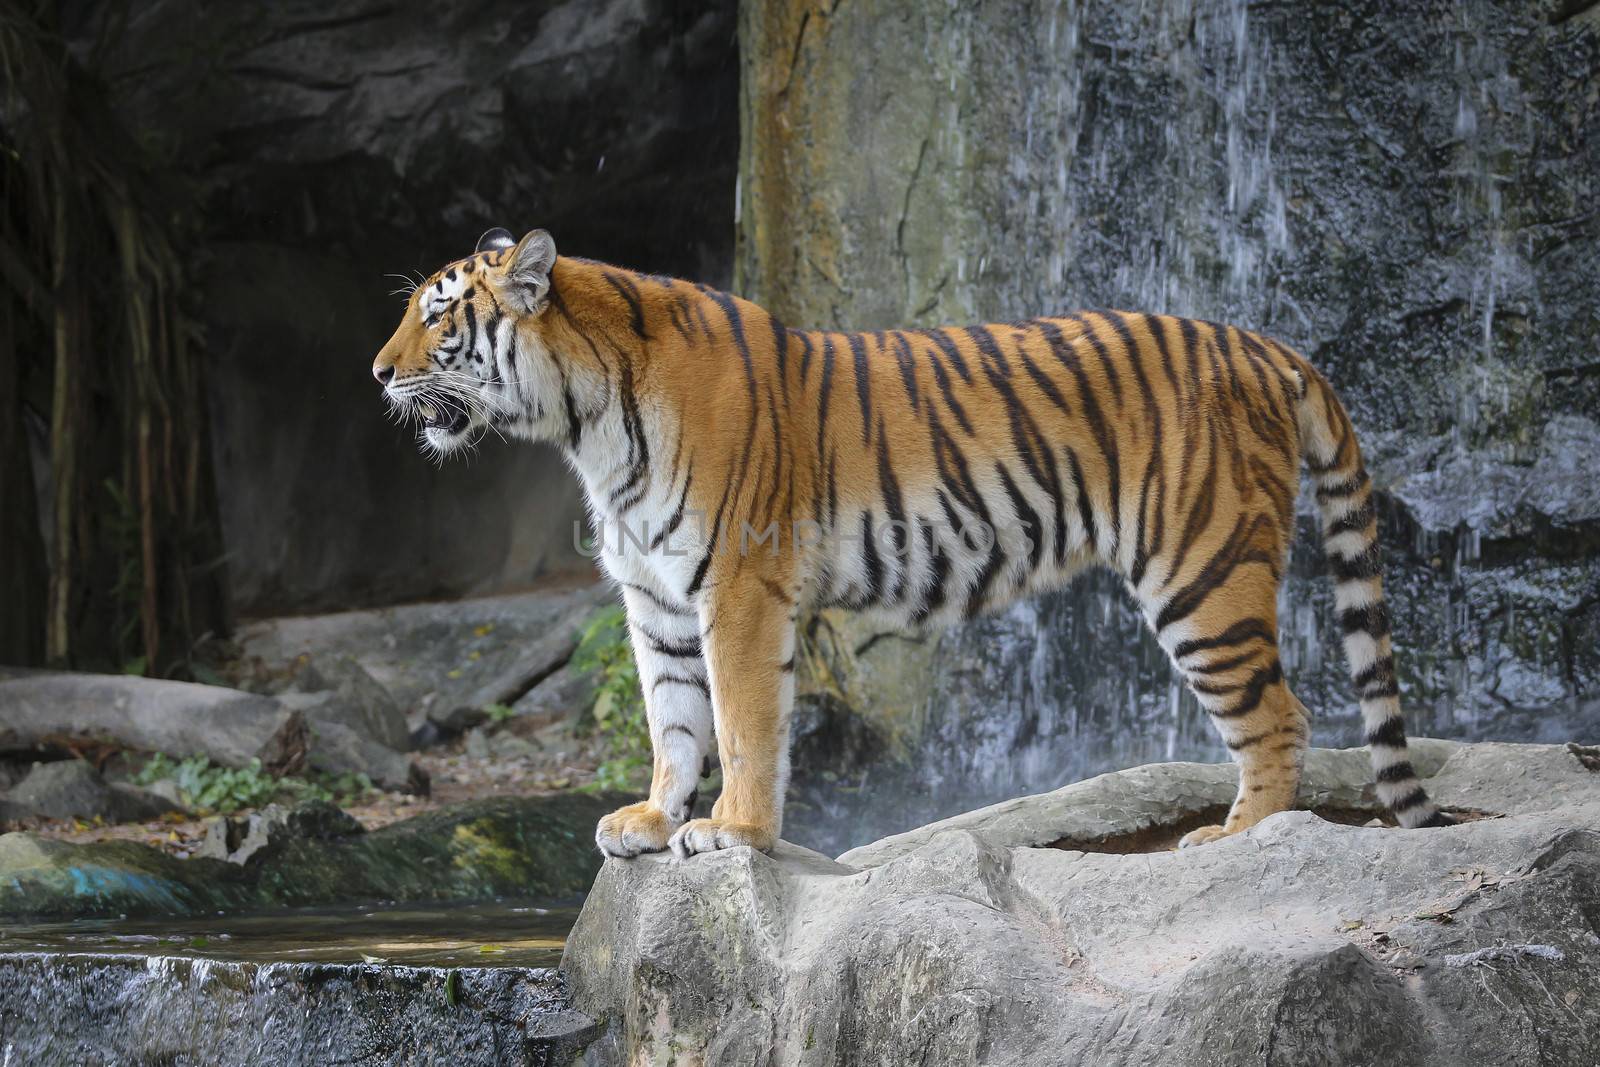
[420,403,438,421]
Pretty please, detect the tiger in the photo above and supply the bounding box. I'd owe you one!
[371,226,1455,859]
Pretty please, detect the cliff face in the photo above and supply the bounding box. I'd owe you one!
[69,0,739,614]
[739,1,1600,850]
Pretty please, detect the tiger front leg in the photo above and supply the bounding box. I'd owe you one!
[594,585,713,858]
[668,576,796,858]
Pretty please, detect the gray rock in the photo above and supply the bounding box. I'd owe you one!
[425,702,490,739]
[6,761,178,823]
[463,727,492,763]
[306,718,429,796]
[563,741,1600,1065]
[197,800,365,866]
[0,673,307,775]
[510,662,596,728]
[0,953,597,1066]
[433,598,605,736]
[240,584,614,719]
[284,655,410,752]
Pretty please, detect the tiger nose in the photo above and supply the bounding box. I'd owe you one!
[373,364,394,385]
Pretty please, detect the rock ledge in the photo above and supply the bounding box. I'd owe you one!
[563,741,1600,1066]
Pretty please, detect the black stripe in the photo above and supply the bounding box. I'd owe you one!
[771,317,790,400]
[650,464,695,551]
[1329,546,1383,582]
[1326,501,1375,538]
[963,325,1010,377]
[1418,811,1456,828]
[1208,660,1283,718]
[685,480,732,600]
[890,332,920,411]
[1014,328,1074,417]
[1391,786,1430,812]
[654,675,710,696]
[859,509,883,606]
[1099,311,1157,421]
[1339,603,1391,640]
[706,290,757,402]
[926,348,974,435]
[602,271,648,339]
[848,332,872,444]
[1165,422,1221,585]
[926,329,973,383]
[1316,470,1370,502]
[816,336,837,462]
[1185,650,1260,676]
[876,418,909,600]
[1352,655,1395,690]
[1364,717,1407,748]
[1375,761,1416,784]
[1130,417,1165,587]
[1173,618,1276,660]
[1141,313,1183,400]
[638,625,702,659]
[1064,447,1096,555]
[1155,512,1273,632]
[1062,313,1122,407]
[1038,319,1120,551]
[996,463,1043,572]
[622,581,695,618]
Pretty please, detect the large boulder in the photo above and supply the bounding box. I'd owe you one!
[237,583,613,723]
[279,655,411,752]
[0,672,308,772]
[0,671,426,794]
[563,741,1600,1065]
[738,1,1600,851]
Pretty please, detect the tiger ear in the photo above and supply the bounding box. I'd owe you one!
[505,229,557,310]
[476,227,516,254]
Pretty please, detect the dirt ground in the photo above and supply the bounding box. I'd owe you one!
[19,723,617,859]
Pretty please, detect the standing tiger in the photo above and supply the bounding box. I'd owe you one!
[372,227,1454,858]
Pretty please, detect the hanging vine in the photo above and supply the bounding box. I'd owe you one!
[0,2,227,673]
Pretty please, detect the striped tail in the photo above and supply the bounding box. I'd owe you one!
[1295,366,1454,829]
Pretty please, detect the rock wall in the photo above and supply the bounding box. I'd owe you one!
[68,0,739,615]
[739,0,1600,850]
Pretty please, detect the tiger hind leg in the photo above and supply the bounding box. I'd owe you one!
[1159,596,1310,848]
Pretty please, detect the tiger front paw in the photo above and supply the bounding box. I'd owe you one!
[667,817,776,859]
[595,802,679,858]
[1177,824,1234,848]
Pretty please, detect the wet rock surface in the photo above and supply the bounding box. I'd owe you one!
[0,791,623,921]
[0,953,595,1067]
[739,0,1600,853]
[565,741,1600,1065]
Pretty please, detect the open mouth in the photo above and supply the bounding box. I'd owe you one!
[416,396,471,435]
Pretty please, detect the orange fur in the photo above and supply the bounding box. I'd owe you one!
[375,232,1452,857]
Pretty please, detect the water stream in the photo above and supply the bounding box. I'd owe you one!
[0,898,581,970]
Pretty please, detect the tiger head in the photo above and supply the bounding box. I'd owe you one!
[371,226,569,456]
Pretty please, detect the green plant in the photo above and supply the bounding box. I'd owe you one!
[571,605,650,790]
[483,702,517,724]
[133,753,374,814]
